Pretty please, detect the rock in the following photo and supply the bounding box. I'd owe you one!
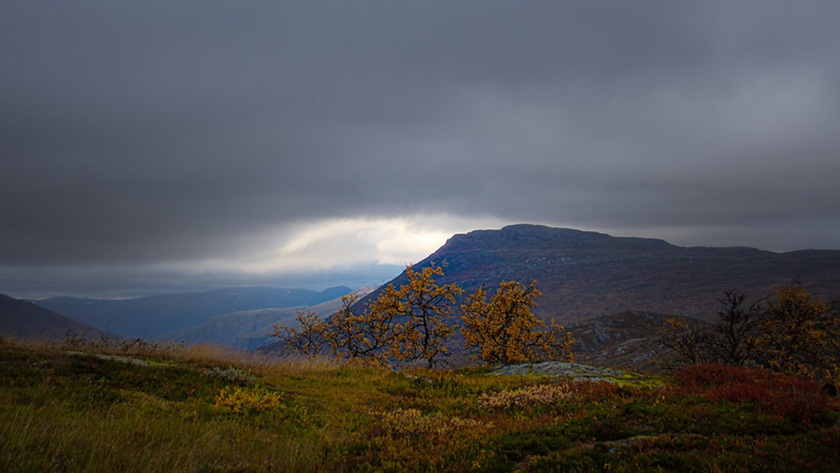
[492,361,627,381]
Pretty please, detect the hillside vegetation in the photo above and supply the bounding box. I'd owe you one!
[2,338,839,472]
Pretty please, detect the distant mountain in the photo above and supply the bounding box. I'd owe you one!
[37,286,352,340]
[0,293,110,341]
[359,224,840,324]
[163,287,373,350]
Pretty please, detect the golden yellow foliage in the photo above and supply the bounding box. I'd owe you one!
[272,267,576,370]
[269,309,328,360]
[271,263,463,369]
[321,292,398,367]
[373,408,486,439]
[460,280,574,366]
[369,262,463,368]
[753,283,839,382]
[214,386,284,414]
[479,383,573,411]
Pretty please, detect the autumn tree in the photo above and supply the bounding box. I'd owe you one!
[269,309,328,360]
[270,263,463,369]
[460,280,574,366]
[660,284,840,382]
[270,292,401,367]
[752,282,839,381]
[321,292,400,367]
[369,262,463,368]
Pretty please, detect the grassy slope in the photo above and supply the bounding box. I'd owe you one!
[1,339,839,472]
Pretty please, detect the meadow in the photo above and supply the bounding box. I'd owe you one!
[1,337,839,472]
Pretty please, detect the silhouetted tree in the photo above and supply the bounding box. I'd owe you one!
[659,317,714,370]
[660,284,840,383]
[709,289,763,366]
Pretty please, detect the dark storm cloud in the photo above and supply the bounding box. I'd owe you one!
[2,1,840,296]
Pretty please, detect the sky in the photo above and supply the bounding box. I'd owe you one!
[2,1,840,299]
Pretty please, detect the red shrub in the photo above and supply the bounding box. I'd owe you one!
[674,364,834,425]
[567,380,624,402]
[674,363,760,389]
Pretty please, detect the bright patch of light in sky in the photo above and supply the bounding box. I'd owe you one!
[223,215,508,274]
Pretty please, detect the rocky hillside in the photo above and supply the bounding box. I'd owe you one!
[568,311,707,373]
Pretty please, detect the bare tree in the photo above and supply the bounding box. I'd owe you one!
[709,289,763,366]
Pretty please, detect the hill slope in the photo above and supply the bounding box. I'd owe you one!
[569,311,708,372]
[0,293,109,340]
[37,286,352,339]
[162,287,372,350]
[361,224,840,323]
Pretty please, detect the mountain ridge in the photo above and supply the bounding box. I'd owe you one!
[12,224,840,355]
[359,224,840,324]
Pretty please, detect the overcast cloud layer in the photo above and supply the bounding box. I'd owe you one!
[2,1,840,298]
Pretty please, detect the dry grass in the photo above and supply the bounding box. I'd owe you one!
[2,337,839,472]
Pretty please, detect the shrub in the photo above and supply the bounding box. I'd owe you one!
[362,408,492,470]
[373,408,486,439]
[674,364,834,425]
[673,363,756,389]
[567,380,629,402]
[479,383,572,412]
[214,386,284,415]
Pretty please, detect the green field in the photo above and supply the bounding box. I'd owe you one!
[1,338,839,472]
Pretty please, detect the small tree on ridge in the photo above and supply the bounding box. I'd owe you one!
[370,262,463,368]
[460,280,574,366]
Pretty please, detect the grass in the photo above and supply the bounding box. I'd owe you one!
[1,338,839,472]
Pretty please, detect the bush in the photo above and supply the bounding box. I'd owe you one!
[673,363,756,389]
[479,383,573,412]
[214,386,284,415]
[674,364,834,425]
